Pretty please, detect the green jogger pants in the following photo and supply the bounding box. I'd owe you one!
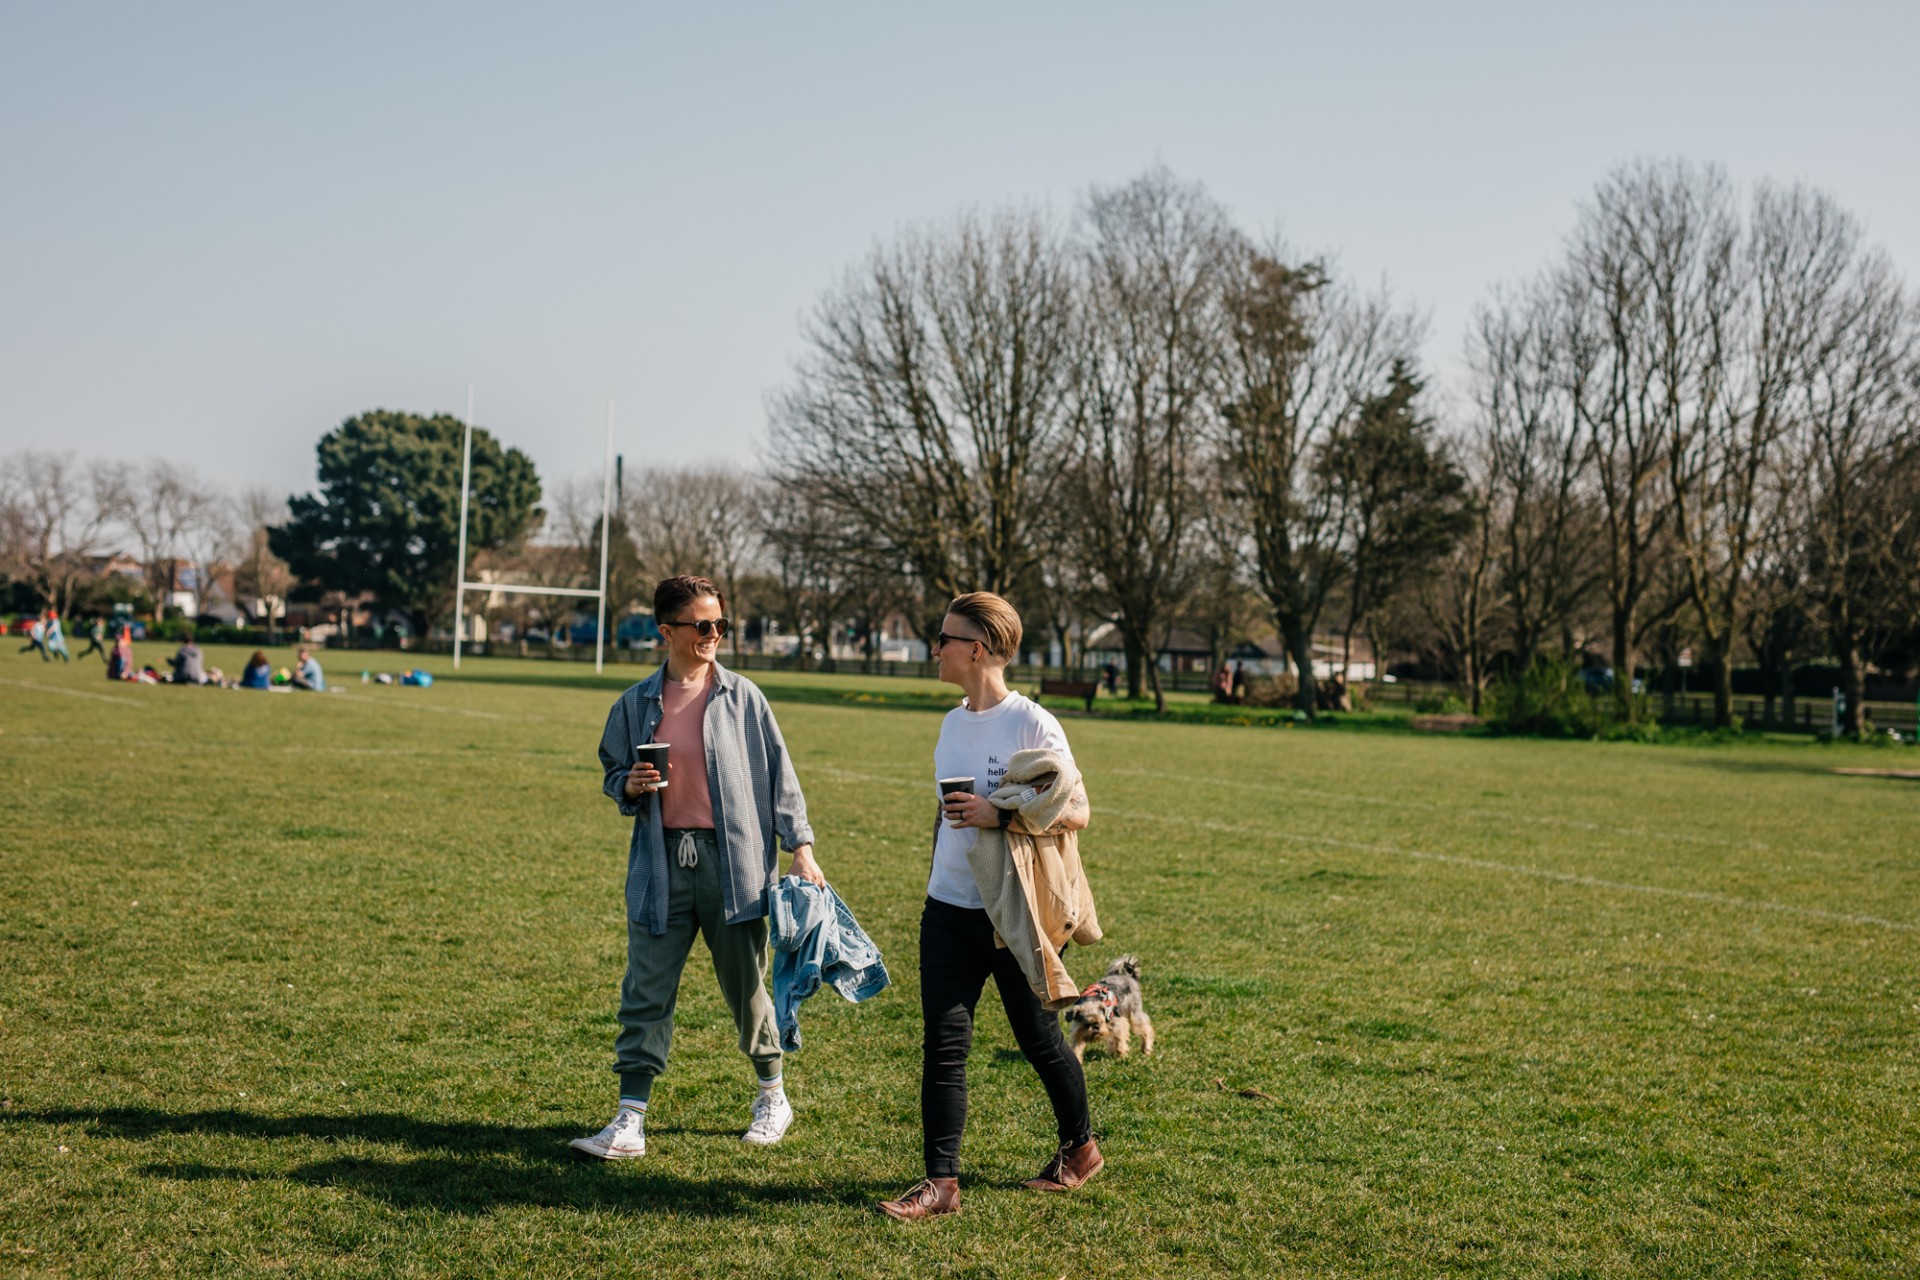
[614,828,781,1100]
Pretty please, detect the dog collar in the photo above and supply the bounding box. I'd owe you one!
[1081,982,1116,1013]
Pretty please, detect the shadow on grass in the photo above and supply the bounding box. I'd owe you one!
[1666,754,1870,778]
[9,1107,895,1217]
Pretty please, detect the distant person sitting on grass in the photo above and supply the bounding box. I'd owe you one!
[291,648,325,691]
[106,626,133,681]
[240,651,272,689]
[571,573,825,1163]
[169,630,206,685]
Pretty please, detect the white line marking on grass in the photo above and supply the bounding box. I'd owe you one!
[321,692,505,720]
[0,677,146,707]
[1102,807,1917,933]
[1107,765,1789,857]
[808,765,1915,933]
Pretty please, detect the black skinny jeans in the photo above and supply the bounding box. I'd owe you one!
[919,896,1090,1179]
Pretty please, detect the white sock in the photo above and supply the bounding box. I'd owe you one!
[617,1097,648,1122]
[758,1074,784,1101]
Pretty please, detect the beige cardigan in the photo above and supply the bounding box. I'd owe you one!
[965,748,1102,1010]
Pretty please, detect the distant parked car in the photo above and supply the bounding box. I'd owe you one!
[1579,666,1644,696]
[616,614,661,648]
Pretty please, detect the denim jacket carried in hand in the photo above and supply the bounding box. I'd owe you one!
[768,876,890,1052]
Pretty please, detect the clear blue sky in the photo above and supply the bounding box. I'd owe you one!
[4,2,1916,500]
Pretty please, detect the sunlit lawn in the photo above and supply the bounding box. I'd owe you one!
[2,645,1916,1277]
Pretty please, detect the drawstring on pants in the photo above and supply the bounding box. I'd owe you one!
[676,829,699,868]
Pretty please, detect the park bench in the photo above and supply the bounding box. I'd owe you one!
[1036,677,1099,713]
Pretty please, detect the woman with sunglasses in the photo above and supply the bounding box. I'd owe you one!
[573,574,825,1161]
[878,591,1099,1221]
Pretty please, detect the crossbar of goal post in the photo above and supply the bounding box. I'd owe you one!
[451,390,615,673]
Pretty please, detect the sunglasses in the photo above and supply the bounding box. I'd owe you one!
[664,617,731,639]
[934,631,984,651]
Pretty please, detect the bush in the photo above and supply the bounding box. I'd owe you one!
[148,617,269,646]
[1241,674,1298,708]
[1414,692,1472,715]
[1483,656,1646,739]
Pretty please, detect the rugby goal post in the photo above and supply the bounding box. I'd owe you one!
[451,386,615,673]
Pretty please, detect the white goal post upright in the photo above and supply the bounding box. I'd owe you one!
[450,390,614,673]
[452,384,476,671]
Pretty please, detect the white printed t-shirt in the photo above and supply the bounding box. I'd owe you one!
[926,691,1072,910]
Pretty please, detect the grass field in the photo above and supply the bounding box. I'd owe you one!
[3,644,1917,1278]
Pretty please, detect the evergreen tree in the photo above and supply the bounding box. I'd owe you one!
[271,410,541,632]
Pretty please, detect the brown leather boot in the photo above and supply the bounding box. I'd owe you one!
[877,1177,960,1221]
[1023,1137,1103,1191]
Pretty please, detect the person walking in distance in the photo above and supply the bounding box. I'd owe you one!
[79,616,108,660]
[878,591,1101,1222]
[43,610,71,662]
[18,613,48,660]
[572,574,825,1161]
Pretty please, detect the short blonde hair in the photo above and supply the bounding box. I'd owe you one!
[947,592,1022,663]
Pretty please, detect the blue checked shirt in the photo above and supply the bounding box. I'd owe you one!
[598,662,816,936]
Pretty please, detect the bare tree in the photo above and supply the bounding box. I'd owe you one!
[1060,169,1232,710]
[177,488,243,622]
[4,451,116,616]
[1797,245,1918,737]
[1417,438,1506,712]
[0,480,29,586]
[1213,240,1424,716]
[231,487,295,639]
[1662,181,1858,726]
[758,483,861,670]
[109,461,219,621]
[1469,279,1601,669]
[625,463,765,651]
[1740,492,1819,728]
[767,206,1079,609]
[499,475,607,647]
[1560,159,1742,719]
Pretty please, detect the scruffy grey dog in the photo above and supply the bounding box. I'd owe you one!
[1063,956,1154,1062]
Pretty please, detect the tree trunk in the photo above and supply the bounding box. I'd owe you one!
[1123,631,1146,701]
[1708,637,1734,729]
[1659,632,1678,722]
[1780,662,1795,730]
[1465,592,1484,716]
[1147,654,1167,714]
[1280,617,1317,717]
[1614,610,1638,721]
[1838,634,1867,739]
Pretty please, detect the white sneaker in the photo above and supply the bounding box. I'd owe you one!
[741,1091,793,1146]
[569,1106,647,1160]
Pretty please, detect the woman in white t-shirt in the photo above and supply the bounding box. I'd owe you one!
[877,592,1101,1221]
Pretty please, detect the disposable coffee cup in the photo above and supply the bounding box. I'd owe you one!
[635,742,671,788]
[937,776,974,809]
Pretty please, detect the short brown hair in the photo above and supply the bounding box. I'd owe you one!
[947,591,1022,662]
[654,574,724,623]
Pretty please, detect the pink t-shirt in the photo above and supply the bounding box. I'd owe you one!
[657,670,715,829]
